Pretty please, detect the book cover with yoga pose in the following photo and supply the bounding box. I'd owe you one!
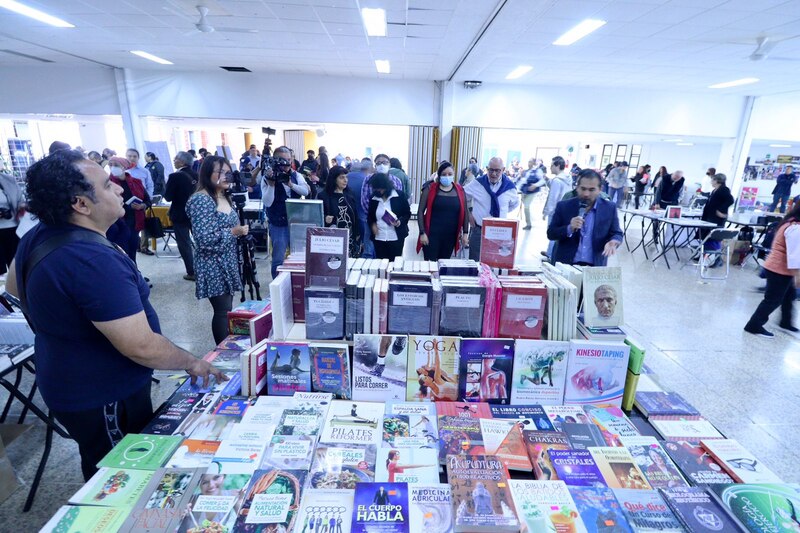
[407,335,460,402]
[266,342,312,396]
[319,400,384,446]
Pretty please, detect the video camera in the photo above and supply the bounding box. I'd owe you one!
[259,126,293,185]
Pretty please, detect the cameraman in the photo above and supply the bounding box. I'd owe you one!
[255,146,309,278]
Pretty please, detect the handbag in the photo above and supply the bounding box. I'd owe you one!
[144,207,165,239]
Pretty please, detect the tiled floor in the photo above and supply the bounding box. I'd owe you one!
[2,204,799,530]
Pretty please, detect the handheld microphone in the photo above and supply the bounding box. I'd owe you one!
[578,200,588,218]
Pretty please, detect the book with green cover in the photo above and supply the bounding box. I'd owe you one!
[68,468,153,507]
[96,434,184,471]
[40,505,130,532]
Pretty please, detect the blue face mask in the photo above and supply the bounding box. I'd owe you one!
[439,175,453,187]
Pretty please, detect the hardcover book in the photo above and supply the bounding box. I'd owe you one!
[710,483,800,533]
[409,484,453,532]
[548,450,607,487]
[660,486,745,533]
[165,439,221,469]
[352,334,408,402]
[508,479,588,533]
[352,482,410,533]
[700,438,782,483]
[304,286,346,340]
[479,418,533,471]
[564,340,630,407]
[439,282,486,338]
[69,468,153,507]
[589,447,652,490]
[498,283,547,339]
[613,489,684,533]
[227,300,271,335]
[407,335,460,402]
[41,506,130,533]
[260,435,316,471]
[119,467,204,532]
[564,422,607,450]
[305,226,348,288]
[318,400,384,445]
[522,430,570,481]
[569,486,633,533]
[458,338,515,404]
[308,444,377,489]
[175,472,252,533]
[436,402,491,465]
[446,454,519,532]
[309,343,351,399]
[648,416,724,442]
[265,342,312,396]
[376,448,440,484]
[635,391,700,417]
[479,217,518,269]
[241,339,268,396]
[618,436,688,489]
[584,404,641,446]
[387,281,433,335]
[582,266,624,328]
[96,434,184,471]
[543,405,591,431]
[510,340,569,405]
[249,310,272,346]
[661,440,734,485]
[233,468,307,532]
[489,404,555,432]
[295,489,355,533]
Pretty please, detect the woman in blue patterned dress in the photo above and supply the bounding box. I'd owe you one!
[186,156,250,344]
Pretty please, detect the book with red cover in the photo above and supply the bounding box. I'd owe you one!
[241,339,268,396]
[249,310,272,346]
[435,402,491,465]
[291,270,306,322]
[479,217,518,269]
[227,300,271,335]
[305,226,349,288]
[498,282,547,339]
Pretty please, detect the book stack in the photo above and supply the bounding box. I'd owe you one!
[437,258,480,277]
[286,198,324,254]
[304,227,349,341]
[577,314,627,341]
[277,252,306,321]
[539,263,579,341]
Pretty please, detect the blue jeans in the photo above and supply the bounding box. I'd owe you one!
[770,194,790,213]
[360,218,375,258]
[269,224,289,279]
[609,187,624,206]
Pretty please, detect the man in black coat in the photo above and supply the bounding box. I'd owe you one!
[659,170,685,208]
[700,173,735,267]
[164,151,197,280]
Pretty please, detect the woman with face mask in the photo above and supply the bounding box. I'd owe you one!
[108,156,150,263]
[416,161,470,261]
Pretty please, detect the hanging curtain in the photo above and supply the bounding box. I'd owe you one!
[407,125,439,204]
[450,126,483,176]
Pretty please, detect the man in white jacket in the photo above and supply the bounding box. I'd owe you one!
[542,156,572,259]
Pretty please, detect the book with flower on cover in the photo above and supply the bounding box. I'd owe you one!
[447,454,519,532]
[508,479,588,533]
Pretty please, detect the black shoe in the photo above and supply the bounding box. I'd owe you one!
[540,251,549,258]
[392,336,406,355]
[711,257,723,268]
[523,225,532,230]
[183,274,196,281]
[779,323,799,333]
[744,325,775,338]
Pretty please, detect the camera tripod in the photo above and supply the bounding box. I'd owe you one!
[235,202,261,302]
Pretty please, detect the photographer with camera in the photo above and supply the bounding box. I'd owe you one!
[255,145,310,278]
[0,170,23,275]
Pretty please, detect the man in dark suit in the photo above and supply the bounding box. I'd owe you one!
[547,169,623,266]
[164,151,198,280]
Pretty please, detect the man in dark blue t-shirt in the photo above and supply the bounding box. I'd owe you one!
[6,150,226,480]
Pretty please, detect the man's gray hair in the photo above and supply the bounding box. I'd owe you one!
[713,173,727,185]
[594,284,617,298]
[175,151,193,167]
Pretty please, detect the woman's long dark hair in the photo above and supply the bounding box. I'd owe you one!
[781,202,800,228]
[658,166,668,176]
[386,450,399,468]
[325,166,348,195]
[197,155,232,206]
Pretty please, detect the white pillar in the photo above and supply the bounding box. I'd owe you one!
[437,80,455,163]
[113,68,145,153]
[723,95,756,206]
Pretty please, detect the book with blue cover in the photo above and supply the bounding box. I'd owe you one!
[569,486,633,533]
[613,489,684,533]
[549,450,607,487]
[635,392,700,417]
[352,482,410,533]
[265,342,312,396]
[660,486,744,533]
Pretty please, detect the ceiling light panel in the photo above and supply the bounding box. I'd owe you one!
[0,0,73,27]
[553,19,606,46]
[375,59,390,73]
[361,7,387,37]
[130,51,173,65]
[506,65,532,80]
[708,77,759,89]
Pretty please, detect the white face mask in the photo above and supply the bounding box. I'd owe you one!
[110,166,124,177]
[376,163,389,174]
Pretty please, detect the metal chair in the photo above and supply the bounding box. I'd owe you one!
[697,228,740,280]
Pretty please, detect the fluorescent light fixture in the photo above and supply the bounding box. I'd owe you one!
[375,59,390,74]
[663,138,683,143]
[676,142,694,146]
[0,0,74,27]
[708,77,759,89]
[770,144,792,148]
[130,50,173,65]
[553,19,606,46]
[361,7,386,37]
[506,65,533,80]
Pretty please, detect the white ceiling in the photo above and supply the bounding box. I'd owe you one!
[0,0,799,95]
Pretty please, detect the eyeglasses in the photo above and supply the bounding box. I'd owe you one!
[216,170,234,179]
[487,168,503,173]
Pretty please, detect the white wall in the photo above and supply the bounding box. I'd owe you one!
[451,84,746,138]
[749,92,800,142]
[0,66,120,115]
[642,143,722,189]
[127,69,438,126]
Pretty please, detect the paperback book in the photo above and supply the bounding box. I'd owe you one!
[564,340,630,407]
[458,338,515,404]
[446,454,519,532]
[569,486,633,533]
[376,448,440,484]
[352,482,410,533]
[265,342,312,396]
[383,401,438,449]
[308,444,377,490]
[479,418,533,471]
[589,447,652,490]
[635,391,700,417]
[522,430,570,481]
[177,414,239,442]
[661,440,734,485]
[309,343,351,399]
[69,468,153,507]
[409,484,453,533]
[700,438,782,483]
[202,348,245,373]
[407,335,460,402]
[710,483,800,533]
[618,436,688,489]
[141,392,206,435]
[96,434,184,471]
[212,397,251,418]
[548,450,607,487]
[295,489,354,533]
[233,468,307,532]
[318,400,384,445]
[584,404,640,446]
[175,472,251,533]
[387,281,433,335]
[119,467,204,532]
[543,405,591,431]
[508,479,588,533]
[260,435,316,471]
[489,404,555,432]
[166,439,221,469]
[649,416,724,442]
[479,217,518,269]
[660,486,744,533]
[582,266,623,328]
[510,340,569,405]
[352,334,408,402]
[209,439,267,475]
[613,489,684,533]
[436,402,491,464]
[217,334,251,351]
[564,422,607,450]
[41,506,130,533]
[439,282,486,338]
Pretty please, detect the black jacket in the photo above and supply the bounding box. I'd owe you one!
[164,167,198,224]
[702,185,734,226]
[659,176,684,207]
[367,190,412,241]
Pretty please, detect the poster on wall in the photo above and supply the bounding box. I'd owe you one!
[739,187,758,208]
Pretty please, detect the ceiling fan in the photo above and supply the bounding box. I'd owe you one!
[746,35,800,62]
[185,5,258,36]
